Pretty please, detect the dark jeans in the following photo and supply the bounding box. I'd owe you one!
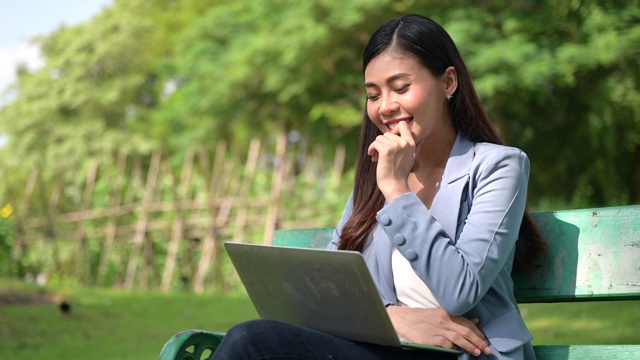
[212,319,457,360]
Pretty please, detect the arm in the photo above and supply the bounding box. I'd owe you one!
[378,149,529,314]
[331,190,492,356]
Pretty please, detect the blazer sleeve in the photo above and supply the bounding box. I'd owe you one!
[376,148,530,315]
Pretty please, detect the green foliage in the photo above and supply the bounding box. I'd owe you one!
[440,1,640,209]
[152,0,388,152]
[1,0,639,215]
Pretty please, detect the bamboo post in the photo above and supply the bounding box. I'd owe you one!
[74,159,99,284]
[141,229,156,291]
[123,154,144,205]
[138,160,172,291]
[97,151,127,285]
[141,158,183,290]
[42,180,62,279]
[197,144,212,186]
[189,144,213,233]
[263,133,288,245]
[113,154,144,286]
[195,197,233,291]
[12,166,39,274]
[124,151,161,291]
[161,149,195,292]
[231,138,261,245]
[190,144,214,243]
[192,141,229,293]
[220,138,261,291]
[298,143,321,208]
[211,142,228,194]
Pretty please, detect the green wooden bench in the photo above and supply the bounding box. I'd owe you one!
[158,205,640,359]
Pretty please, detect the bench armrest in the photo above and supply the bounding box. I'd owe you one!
[158,329,225,360]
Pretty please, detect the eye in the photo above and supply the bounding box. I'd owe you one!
[394,84,410,93]
[366,93,380,101]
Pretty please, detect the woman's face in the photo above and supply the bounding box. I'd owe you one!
[364,50,455,144]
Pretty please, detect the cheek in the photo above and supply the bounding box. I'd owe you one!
[366,103,387,132]
[366,102,379,122]
[408,92,440,121]
[404,90,429,111]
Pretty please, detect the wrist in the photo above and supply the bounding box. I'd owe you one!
[381,185,410,203]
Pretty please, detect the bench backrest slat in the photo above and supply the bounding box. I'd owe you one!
[273,205,640,304]
[514,205,640,303]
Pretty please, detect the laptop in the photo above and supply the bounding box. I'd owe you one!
[224,242,461,354]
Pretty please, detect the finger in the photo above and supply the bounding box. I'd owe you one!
[367,142,376,156]
[445,331,483,357]
[384,124,413,156]
[368,136,392,162]
[395,121,415,145]
[371,135,402,156]
[460,327,491,356]
[450,318,491,355]
[452,316,486,341]
[367,136,385,156]
[367,143,379,162]
[430,336,456,350]
[380,131,409,150]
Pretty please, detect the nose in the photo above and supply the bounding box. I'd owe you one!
[379,94,399,117]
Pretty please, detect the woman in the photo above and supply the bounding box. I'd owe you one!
[213,13,545,360]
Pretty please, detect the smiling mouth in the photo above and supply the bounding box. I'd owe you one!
[386,118,413,132]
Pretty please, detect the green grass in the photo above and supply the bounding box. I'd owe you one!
[0,282,638,359]
[521,301,640,345]
[0,284,257,360]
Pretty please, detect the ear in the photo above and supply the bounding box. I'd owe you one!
[443,66,458,97]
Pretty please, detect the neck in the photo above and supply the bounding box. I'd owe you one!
[413,127,457,172]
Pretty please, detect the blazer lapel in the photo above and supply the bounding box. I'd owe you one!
[429,134,474,241]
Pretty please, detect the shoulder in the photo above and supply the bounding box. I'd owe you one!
[443,135,528,184]
[472,142,529,168]
[473,141,528,159]
[468,142,530,184]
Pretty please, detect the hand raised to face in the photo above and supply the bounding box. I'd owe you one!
[367,121,422,203]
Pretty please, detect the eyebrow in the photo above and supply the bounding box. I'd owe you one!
[364,73,412,88]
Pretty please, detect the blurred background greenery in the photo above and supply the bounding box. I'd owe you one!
[1,0,639,358]
[1,0,639,209]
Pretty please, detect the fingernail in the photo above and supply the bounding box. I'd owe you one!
[473,349,481,356]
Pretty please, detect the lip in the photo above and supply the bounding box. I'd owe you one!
[384,117,413,132]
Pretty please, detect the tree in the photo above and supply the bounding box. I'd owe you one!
[0,0,161,192]
[151,0,392,154]
[1,0,639,210]
[440,0,640,208]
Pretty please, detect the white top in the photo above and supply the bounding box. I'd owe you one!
[392,247,440,309]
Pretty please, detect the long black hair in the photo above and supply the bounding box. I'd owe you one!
[338,14,545,273]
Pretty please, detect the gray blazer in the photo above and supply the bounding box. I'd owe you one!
[329,134,536,359]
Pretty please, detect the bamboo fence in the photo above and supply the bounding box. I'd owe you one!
[5,135,349,293]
